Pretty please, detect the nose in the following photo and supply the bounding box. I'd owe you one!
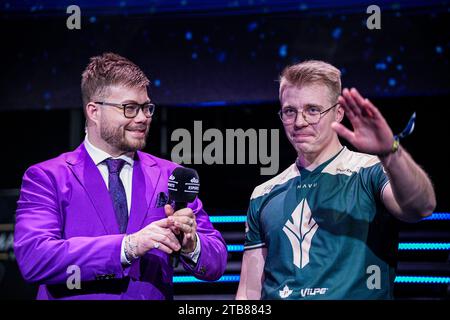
[293,111,309,128]
[134,107,149,123]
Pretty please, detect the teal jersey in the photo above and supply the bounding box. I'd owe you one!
[245,147,397,300]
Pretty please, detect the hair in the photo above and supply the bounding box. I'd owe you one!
[279,60,341,103]
[81,52,150,113]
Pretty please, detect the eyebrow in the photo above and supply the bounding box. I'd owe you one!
[304,103,323,109]
[121,100,152,104]
[282,103,323,109]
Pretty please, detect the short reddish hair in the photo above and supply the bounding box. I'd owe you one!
[81,52,150,110]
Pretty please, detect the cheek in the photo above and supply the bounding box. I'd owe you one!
[100,113,119,128]
[121,121,133,130]
[283,124,294,137]
[99,115,110,130]
[317,123,333,139]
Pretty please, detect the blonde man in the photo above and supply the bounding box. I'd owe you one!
[237,60,435,300]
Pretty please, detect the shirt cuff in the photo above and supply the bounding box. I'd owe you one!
[181,233,201,264]
[121,236,131,265]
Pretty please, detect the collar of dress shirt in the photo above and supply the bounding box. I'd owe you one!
[84,134,134,167]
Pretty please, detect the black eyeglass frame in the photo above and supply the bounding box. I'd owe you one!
[94,101,155,119]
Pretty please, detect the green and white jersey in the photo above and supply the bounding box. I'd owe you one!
[245,147,398,300]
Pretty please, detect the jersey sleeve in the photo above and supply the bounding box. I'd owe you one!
[366,162,390,199]
[244,196,266,250]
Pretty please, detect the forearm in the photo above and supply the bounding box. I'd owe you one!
[380,145,436,218]
[236,249,265,300]
[236,274,262,300]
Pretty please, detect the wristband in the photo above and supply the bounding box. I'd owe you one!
[384,112,416,156]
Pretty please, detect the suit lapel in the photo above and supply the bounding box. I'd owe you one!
[127,151,161,233]
[67,144,120,234]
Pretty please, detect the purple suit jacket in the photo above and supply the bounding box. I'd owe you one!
[14,143,227,300]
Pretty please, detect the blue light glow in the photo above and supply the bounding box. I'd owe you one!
[227,245,245,252]
[395,276,450,284]
[223,242,450,252]
[398,243,450,250]
[423,213,450,220]
[209,216,246,223]
[173,275,450,284]
[210,213,450,223]
[279,44,288,58]
[173,275,240,283]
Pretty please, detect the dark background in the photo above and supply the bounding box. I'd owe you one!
[1,2,449,110]
[0,0,449,300]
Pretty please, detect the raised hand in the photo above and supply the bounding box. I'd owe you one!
[331,88,395,156]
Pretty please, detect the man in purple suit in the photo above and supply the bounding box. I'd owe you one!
[14,52,227,300]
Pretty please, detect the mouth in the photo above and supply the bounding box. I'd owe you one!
[126,127,147,138]
[292,133,314,141]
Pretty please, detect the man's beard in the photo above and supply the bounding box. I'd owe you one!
[100,122,149,153]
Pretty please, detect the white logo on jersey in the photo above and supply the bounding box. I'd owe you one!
[296,183,318,189]
[300,287,328,297]
[279,285,293,298]
[282,199,318,269]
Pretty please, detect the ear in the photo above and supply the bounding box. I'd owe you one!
[335,103,345,123]
[85,102,101,125]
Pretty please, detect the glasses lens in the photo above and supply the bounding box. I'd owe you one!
[143,103,155,117]
[304,114,320,124]
[280,109,296,123]
[124,104,139,118]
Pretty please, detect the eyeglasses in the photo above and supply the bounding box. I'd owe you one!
[94,101,155,119]
[278,102,339,125]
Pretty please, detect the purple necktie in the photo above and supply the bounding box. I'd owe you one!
[105,158,128,234]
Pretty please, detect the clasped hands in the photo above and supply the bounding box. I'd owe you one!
[124,204,197,260]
